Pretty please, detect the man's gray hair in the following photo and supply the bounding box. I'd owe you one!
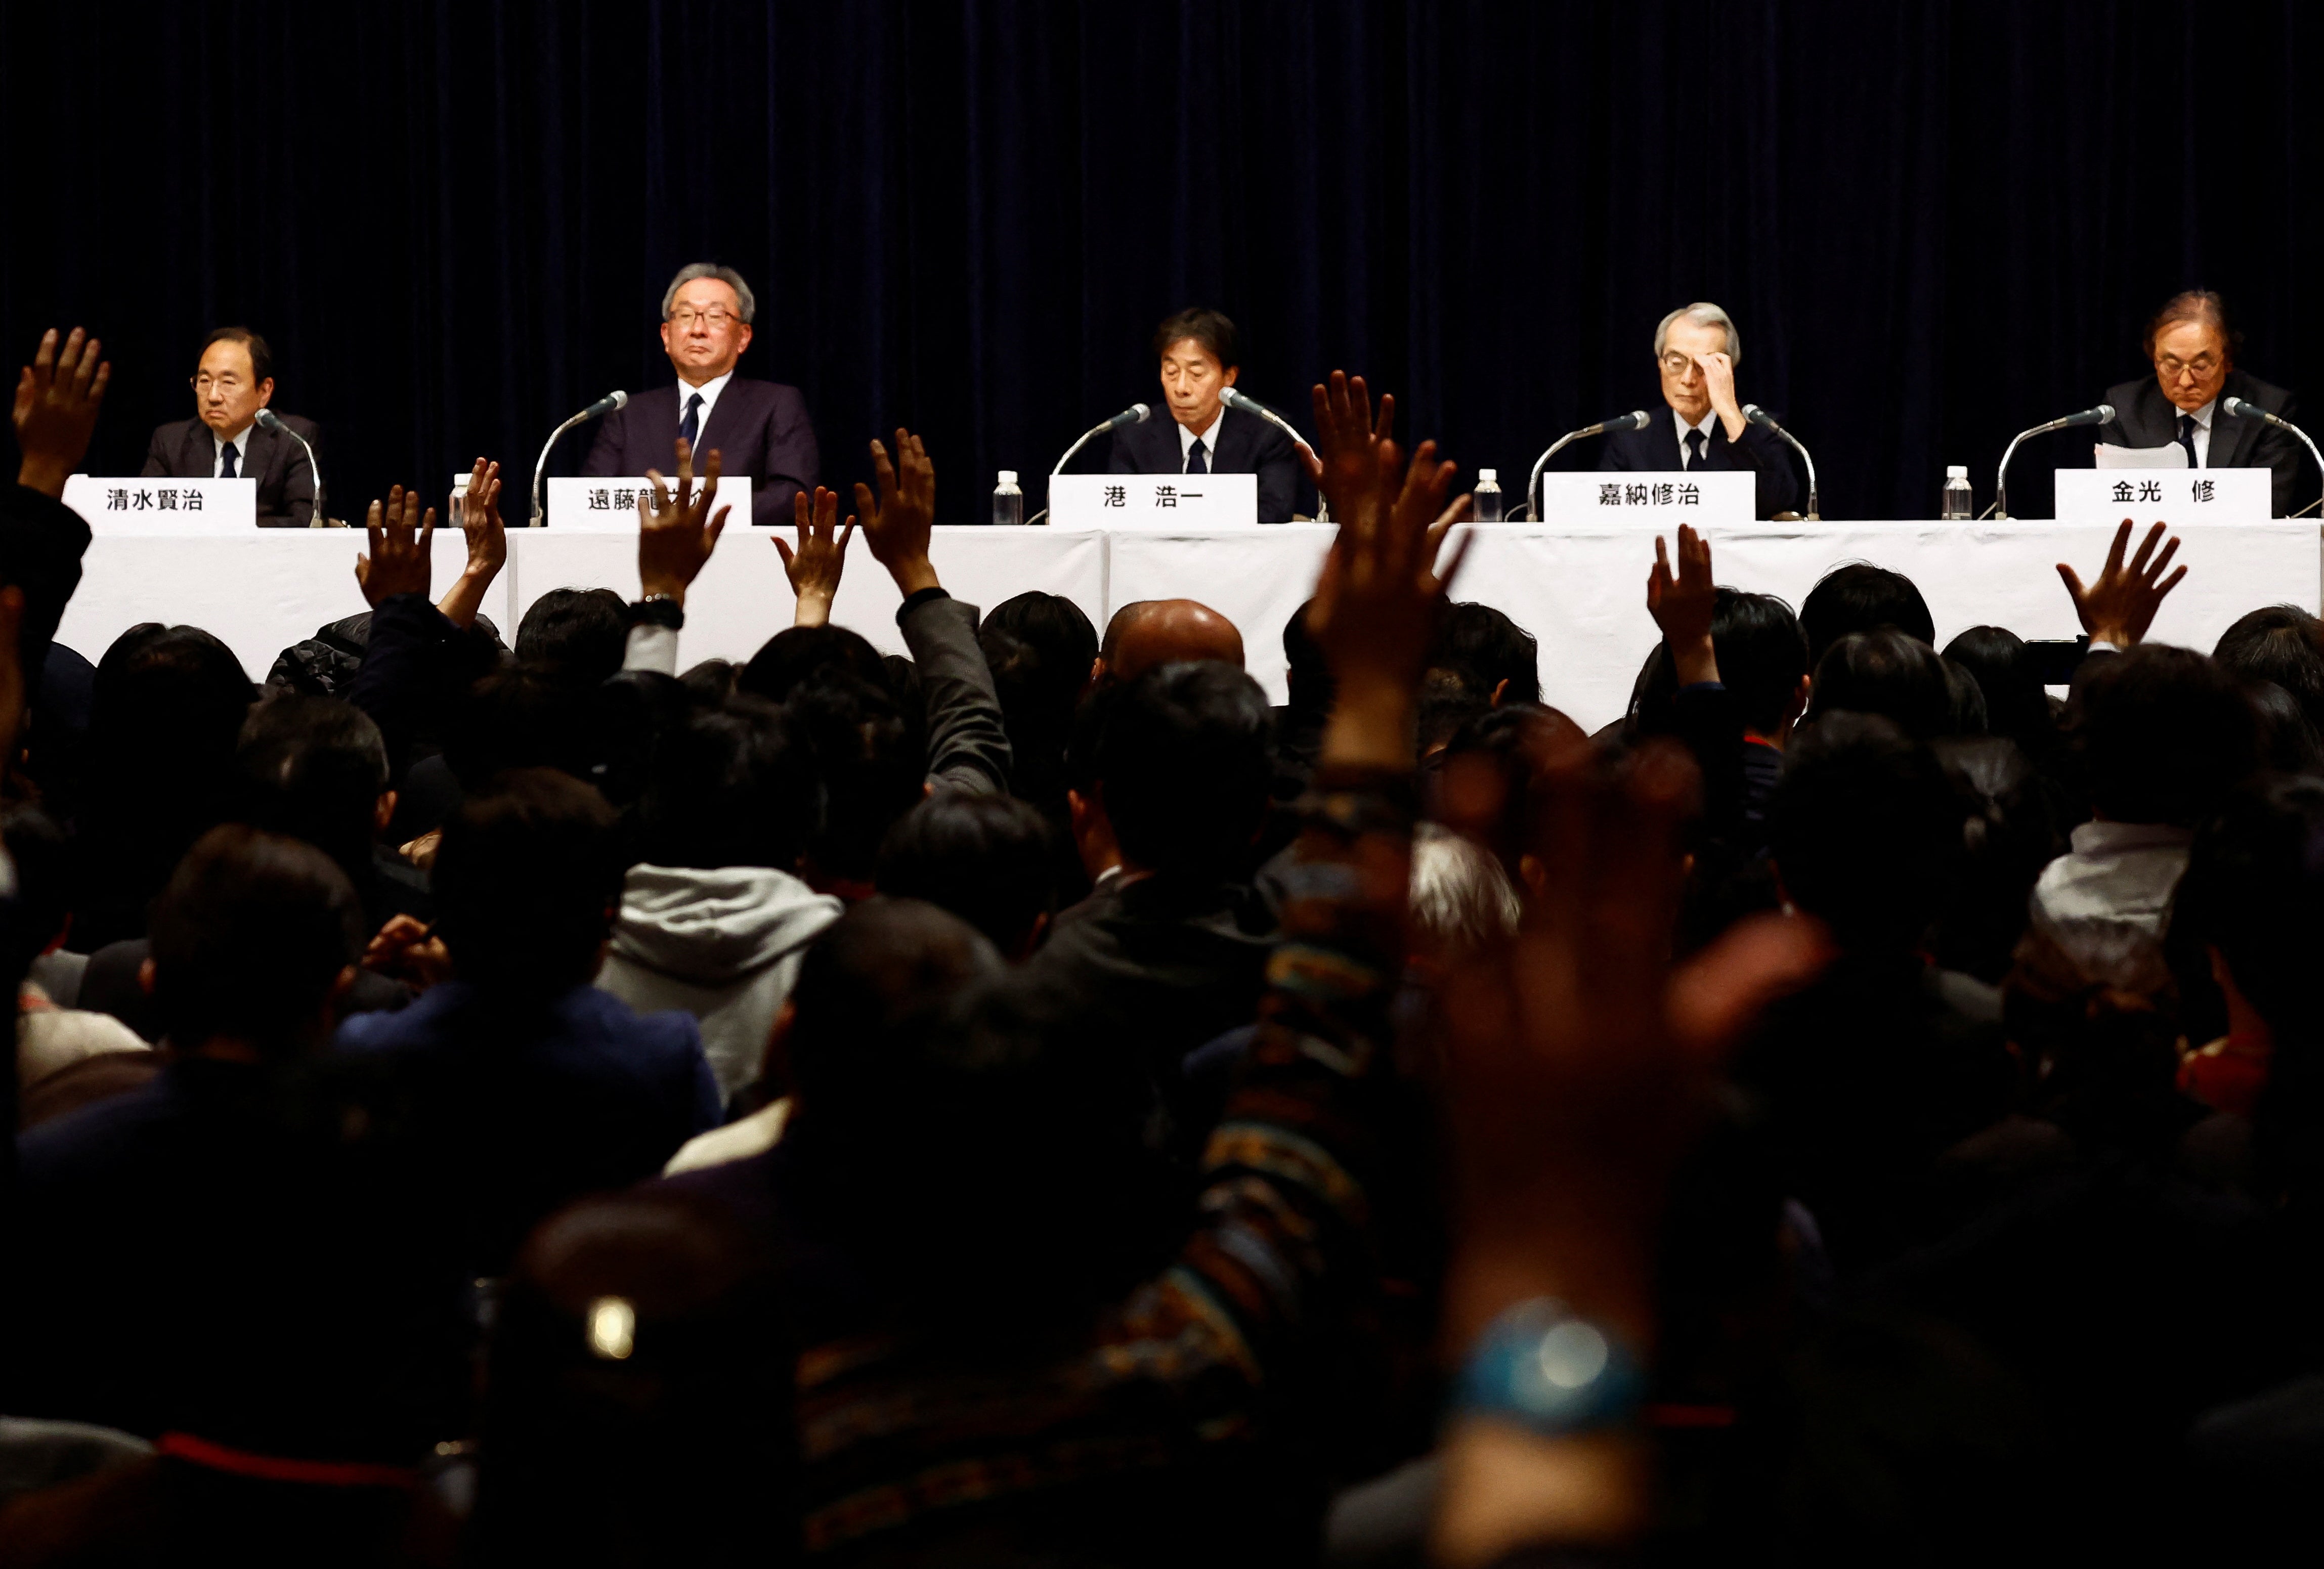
[1653,301,1739,365]
[661,263,757,324]
[1408,822,1521,960]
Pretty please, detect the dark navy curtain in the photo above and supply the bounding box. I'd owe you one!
[5,1,2319,525]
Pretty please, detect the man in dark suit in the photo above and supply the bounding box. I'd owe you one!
[1600,301,1798,519]
[583,263,817,526]
[2098,290,2305,516]
[1109,307,1299,524]
[140,327,320,527]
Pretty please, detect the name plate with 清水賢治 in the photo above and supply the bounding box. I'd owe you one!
[62,475,256,532]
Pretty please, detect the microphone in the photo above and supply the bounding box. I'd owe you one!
[1050,403,1151,475]
[1524,411,1650,519]
[1742,404,1819,519]
[529,390,628,527]
[1991,403,2114,518]
[1220,387,1328,519]
[252,409,328,527]
[2224,396,2323,516]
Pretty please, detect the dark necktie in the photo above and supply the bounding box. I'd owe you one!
[1187,438,1209,475]
[2179,412,2199,469]
[1686,430,1707,469]
[681,391,704,452]
[218,441,239,479]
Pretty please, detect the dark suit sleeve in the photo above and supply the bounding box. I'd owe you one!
[2255,390,2305,516]
[1251,421,1299,524]
[1107,427,1143,474]
[269,421,320,529]
[1598,429,1641,472]
[0,485,93,683]
[897,591,1012,795]
[349,592,467,788]
[750,387,817,528]
[1727,422,1799,518]
[580,408,624,478]
[139,425,174,480]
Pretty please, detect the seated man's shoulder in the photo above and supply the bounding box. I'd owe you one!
[18,1073,179,1185]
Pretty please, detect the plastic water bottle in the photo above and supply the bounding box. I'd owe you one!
[1941,464,1973,520]
[992,469,1023,527]
[1473,467,1503,523]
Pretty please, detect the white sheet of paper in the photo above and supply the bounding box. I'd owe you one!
[2094,442,2186,469]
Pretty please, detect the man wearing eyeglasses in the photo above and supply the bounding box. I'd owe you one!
[139,327,320,527]
[2097,290,2303,516]
[1599,301,1798,519]
[583,263,818,525]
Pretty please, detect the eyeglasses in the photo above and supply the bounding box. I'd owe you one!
[669,307,740,329]
[191,373,246,392]
[2156,355,2220,379]
[1658,353,1698,375]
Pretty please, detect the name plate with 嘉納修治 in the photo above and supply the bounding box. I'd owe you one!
[1532,471,1754,525]
[1046,473,1258,529]
[62,475,256,533]
[2052,468,2271,525]
[544,476,754,532]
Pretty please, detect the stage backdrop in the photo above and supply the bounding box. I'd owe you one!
[6,1,2322,535]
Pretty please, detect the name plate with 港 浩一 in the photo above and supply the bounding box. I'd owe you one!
[2053,468,2271,525]
[1533,471,1754,525]
[1047,472,1258,529]
[62,475,256,533]
[545,476,754,533]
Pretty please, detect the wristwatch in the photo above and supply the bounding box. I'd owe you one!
[1452,1298,1645,1439]
[629,593,684,630]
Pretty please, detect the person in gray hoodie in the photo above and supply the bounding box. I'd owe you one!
[595,697,843,1102]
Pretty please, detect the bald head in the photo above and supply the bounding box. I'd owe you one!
[1104,599,1244,683]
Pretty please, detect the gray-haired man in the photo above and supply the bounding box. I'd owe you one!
[583,262,819,526]
[1598,300,1798,518]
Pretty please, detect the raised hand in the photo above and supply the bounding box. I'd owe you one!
[1646,523,1719,685]
[356,486,436,606]
[638,436,731,605]
[1304,370,1396,526]
[13,327,111,497]
[1695,349,1743,434]
[437,458,505,629]
[854,429,938,596]
[1308,418,1472,770]
[2057,517,2185,648]
[775,485,854,628]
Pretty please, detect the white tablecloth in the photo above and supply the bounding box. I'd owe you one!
[56,521,2320,732]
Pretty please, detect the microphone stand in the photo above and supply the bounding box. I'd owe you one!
[1524,433,1586,522]
[2224,397,2324,518]
[255,410,328,527]
[1742,405,1818,519]
[531,407,605,529]
[1221,389,1326,521]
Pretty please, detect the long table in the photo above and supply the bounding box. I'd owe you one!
[58,521,2320,732]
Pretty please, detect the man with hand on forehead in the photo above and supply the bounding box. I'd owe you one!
[1599,300,1798,519]
[2098,290,2303,516]
[584,262,819,526]
[1109,307,1300,524]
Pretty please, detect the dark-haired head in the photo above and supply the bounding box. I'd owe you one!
[876,792,1058,958]
[2071,643,2258,826]
[2,806,69,979]
[515,588,629,689]
[786,671,929,888]
[1944,626,2054,755]
[1432,602,1541,706]
[1801,629,1951,739]
[2213,605,2324,735]
[637,697,813,872]
[1800,563,1935,668]
[1151,306,1240,370]
[1432,704,1585,878]
[236,692,392,893]
[736,624,889,707]
[434,769,623,995]
[1633,589,1809,739]
[1281,599,1335,719]
[150,825,364,1057]
[1096,661,1273,882]
[980,592,1098,810]
[445,665,597,791]
[1772,713,1963,953]
[2242,678,2324,775]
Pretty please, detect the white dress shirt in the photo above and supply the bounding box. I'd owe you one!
[1177,409,1225,473]
[2176,398,2216,467]
[677,369,735,446]
[212,424,253,477]
[1675,408,1719,468]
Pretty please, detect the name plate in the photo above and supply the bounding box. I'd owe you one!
[1048,472,1257,529]
[64,475,256,533]
[546,476,753,532]
[1535,470,1753,525]
[2054,468,2270,524]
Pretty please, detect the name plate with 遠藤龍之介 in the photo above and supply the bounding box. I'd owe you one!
[2053,468,2271,525]
[1046,473,1259,529]
[544,476,754,533]
[1532,471,1754,525]
[62,475,256,533]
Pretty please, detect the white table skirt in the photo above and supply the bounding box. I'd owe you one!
[57,521,2319,733]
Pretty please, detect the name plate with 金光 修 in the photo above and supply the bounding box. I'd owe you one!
[545,476,754,533]
[2052,468,2270,525]
[1046,472,1258,529]
[63,475,257,533]
[1533,470,1753,525]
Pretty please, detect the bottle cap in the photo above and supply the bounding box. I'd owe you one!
[998,470,1018,485]
[1945,464,1968,480]
[1479,467,1498,483]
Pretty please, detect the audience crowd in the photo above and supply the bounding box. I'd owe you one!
[0,327,2320,1565]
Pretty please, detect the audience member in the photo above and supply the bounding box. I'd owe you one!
[1798,560,1936,667]
[876,790,1058,958]
[1800,627,1952,739]
[1097,597,1245,682]
[1944,623,2058,759]
[979,588,1098,812]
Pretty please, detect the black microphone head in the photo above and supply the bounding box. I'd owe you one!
[2222,396,2253,418]
[1624,409,1652,430]
[1221,387,1270,418]
[1741,403,1776,428]
[1110,401,1153,428]
[253,409,285,432]
[607,388,629,411]
[2078,402,2115,427]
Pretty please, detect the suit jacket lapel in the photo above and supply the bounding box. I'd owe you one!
[2208,375,2253,469]
[185,422,215,477]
